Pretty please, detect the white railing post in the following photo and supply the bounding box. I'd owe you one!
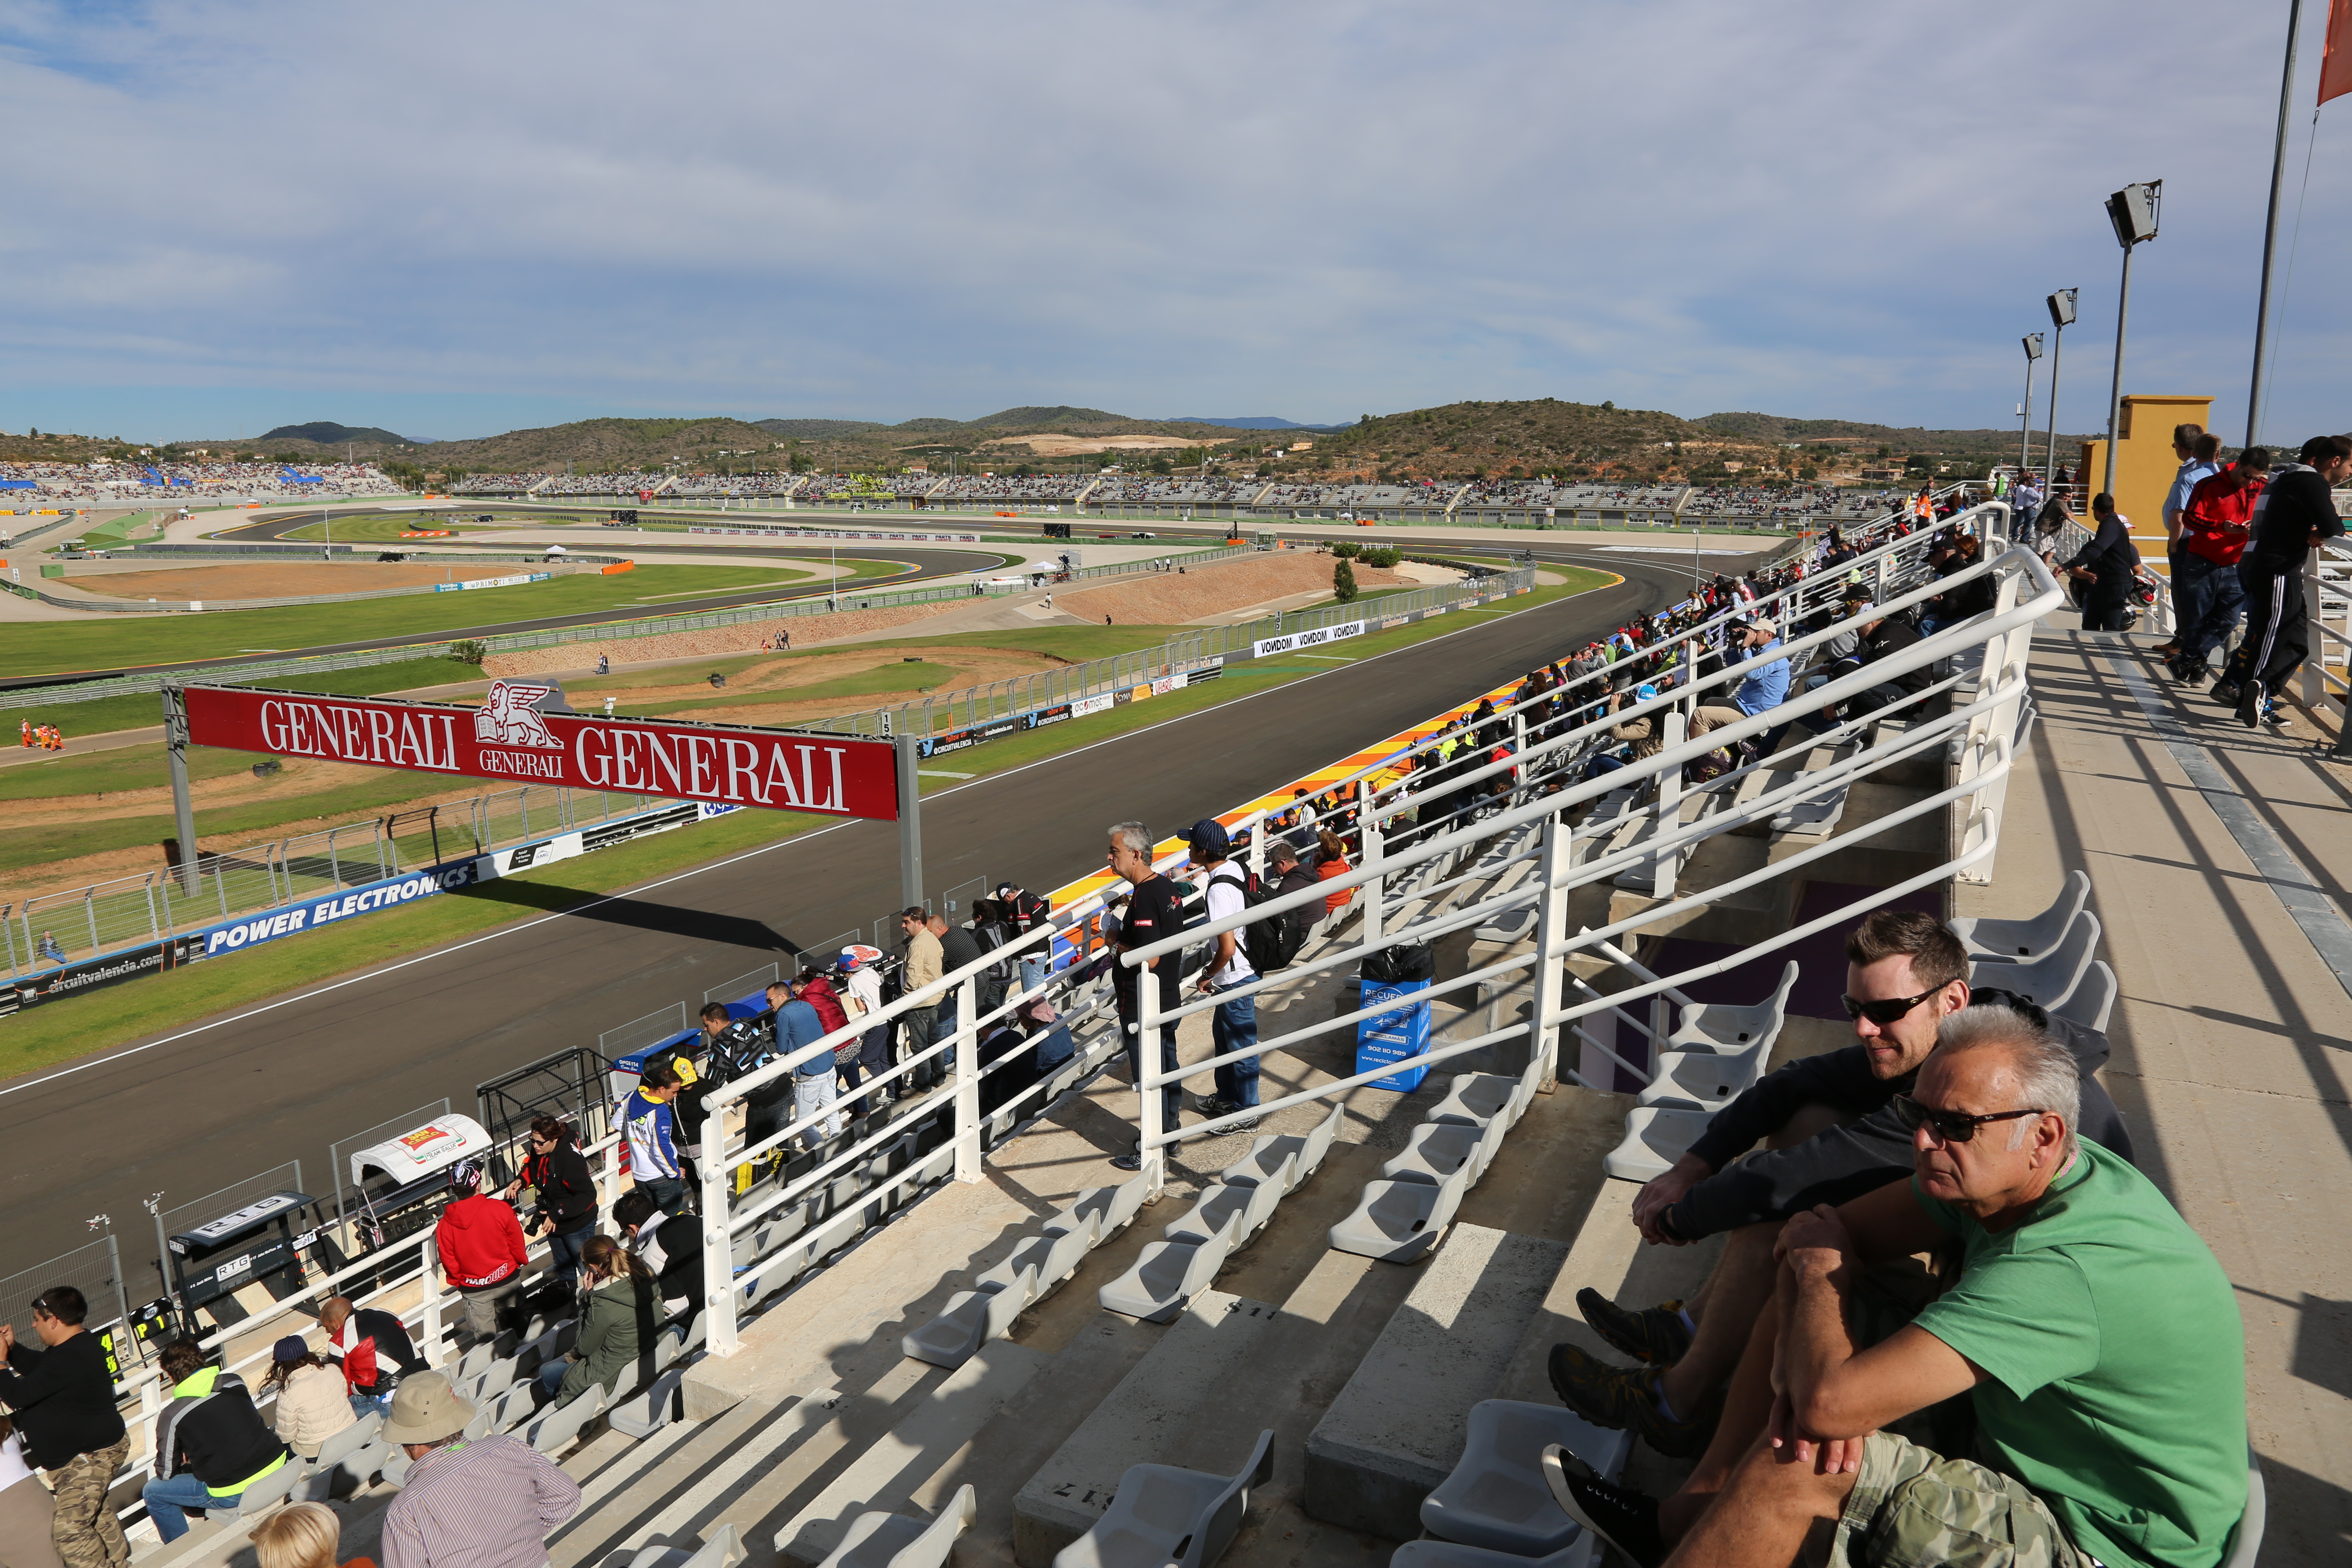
[1248,810,1266,882]
[1360,792,1385,944]
[953,974,982,1183]
[1651,711,1686,899]
[1136,960,1166,1200]
[2306,545,2328,710]
[1528,814,1569,1093]
[701,1119,737,1356]
[418,1240,445,1365]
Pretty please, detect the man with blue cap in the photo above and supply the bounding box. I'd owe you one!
[1188,817,1261,1133]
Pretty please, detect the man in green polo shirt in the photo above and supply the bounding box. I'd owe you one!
[1547,1004,2248,1568]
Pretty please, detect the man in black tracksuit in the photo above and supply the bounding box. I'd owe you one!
[1548,911,2134,1457]
[2217,434,2351,727]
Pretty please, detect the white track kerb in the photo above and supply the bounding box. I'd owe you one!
[688,496,2053,1358]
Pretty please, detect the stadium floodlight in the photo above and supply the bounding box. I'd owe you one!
[2019,333,2045,477]
[2042,290,2078,494]
[2101,182,2160,495]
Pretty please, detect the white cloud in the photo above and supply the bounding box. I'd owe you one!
[0,0,2342,442]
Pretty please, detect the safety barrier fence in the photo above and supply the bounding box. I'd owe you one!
[2307,539,2352,756]
[795,565,1536,740]
[1,783,679,985]
[685,503,2044,1357]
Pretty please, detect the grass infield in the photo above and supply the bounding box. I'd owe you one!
[0,572,1613,1081]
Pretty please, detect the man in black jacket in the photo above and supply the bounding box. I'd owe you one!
[1799,602,1932,735]
[1550,911,2133,1457]
[2216,432,2350,727]
[141,1339,290,1542]
[2062,492,2137,631]
[611,1189,703,1325]
[0,1286,131,1568]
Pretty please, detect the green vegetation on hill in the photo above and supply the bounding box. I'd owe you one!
[7,656,481,738]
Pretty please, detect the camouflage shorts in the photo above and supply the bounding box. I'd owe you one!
[1830,1430,2087,1568]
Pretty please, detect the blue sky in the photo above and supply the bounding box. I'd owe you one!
[1,0,2343,447]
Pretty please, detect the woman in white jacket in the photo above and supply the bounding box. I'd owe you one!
[263,1337,357,1460]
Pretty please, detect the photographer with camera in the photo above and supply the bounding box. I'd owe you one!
[502,1118,597,1303]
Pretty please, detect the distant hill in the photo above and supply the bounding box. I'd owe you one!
[261,421,419,447]
[1165,416,1345,431]
[1691,412,2056,455]
[752,418,890,439]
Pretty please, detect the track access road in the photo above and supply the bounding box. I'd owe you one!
[0,545,1756,1281]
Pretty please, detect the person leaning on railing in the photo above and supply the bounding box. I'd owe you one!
[2165,448,2269,688]
[2214,433,2352,729]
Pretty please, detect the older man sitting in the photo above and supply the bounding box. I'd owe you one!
[1547,1005,2248,1568]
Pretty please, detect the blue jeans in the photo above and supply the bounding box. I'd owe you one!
[350,1390,392,1419]
[2176,553,2245,664]
[535,1358,570,1403]
[144,1472,240,1542]
[1209,983,1259,1110]
[635,1176,687,1213]
[545,1221,595,1287]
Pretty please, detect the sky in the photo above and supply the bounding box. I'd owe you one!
[1,0,2345,448]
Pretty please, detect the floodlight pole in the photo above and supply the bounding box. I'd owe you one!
[2102,183,2160,500]
[162,683,200,895]
[2247,0,2304,446]
[2019,334,2043,475]
[894,733,924,911]
[2043,290,2077,497]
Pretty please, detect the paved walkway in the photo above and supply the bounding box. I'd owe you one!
[1956,630,2352,1566]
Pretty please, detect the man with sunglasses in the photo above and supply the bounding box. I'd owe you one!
[1548,1007,2244,1568]
[1553,911,2130,1459]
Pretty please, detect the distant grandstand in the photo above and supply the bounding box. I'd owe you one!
[0,459,403,505]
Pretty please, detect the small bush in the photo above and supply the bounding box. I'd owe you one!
[1333,559,1359,602]
[1330,541,1362,559]
[448,639,488,665]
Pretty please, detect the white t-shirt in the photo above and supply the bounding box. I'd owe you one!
[1200,863,1258,987]
[0,1431,34,1490]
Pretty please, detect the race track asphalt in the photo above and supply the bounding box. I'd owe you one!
[0,546,1749,1283]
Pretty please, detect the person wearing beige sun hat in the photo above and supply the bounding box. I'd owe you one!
[379,1373,579,1568]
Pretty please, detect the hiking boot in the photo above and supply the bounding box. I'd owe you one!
[1546,1344,1717,1457]
[1540,1446,1666,1568]
[1575,1289,1692,1365]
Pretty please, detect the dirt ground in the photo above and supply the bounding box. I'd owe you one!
[1055,550,1410,625]
[69,562,541,599]
[482,599,970,679]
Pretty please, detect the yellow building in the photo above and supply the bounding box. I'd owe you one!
[2075,394,2214,555]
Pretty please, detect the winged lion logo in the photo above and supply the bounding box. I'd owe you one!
[474,681,562,748]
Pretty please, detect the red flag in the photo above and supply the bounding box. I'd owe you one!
[2324,0,2352,107]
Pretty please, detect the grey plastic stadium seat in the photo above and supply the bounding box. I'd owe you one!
[1099,1211,1241,1323]
[815,1482,976,1568]
[753,1205,808,1258]
[1663,960,1798,1054]
[609,1366,686,1439]
[1233,1103,1345,1189]
[526,1380,607,1454]
[746,1243,811,1311]
[473,1355,517,1403]
[1380,1121,1488,1187]
[1327,1172,1466,1263]
[377,1446,412,1489]
[481,1383,539,1435]
[295,1413,379,1499]
[1056,1175,1149,1244]
[2220,1447,2265,1568]
[1954,869,2091,961]
[607,1523,744,1568]
[1162,1167,1289,1251]
[1426,1072,1517,1129]
[453,1340,497,1385]
[1025,1225,1096,1298]
[1602,1107,1713,1183]
[1420,1401,1630,1556]
[2052,960,2117,1034]
[1387,1540,1591,1568]
[1637,1040,1769,1110]
[903,1263,1036,1368]
[1969,909,2100,1011]
[1052,1428,1274,1568]
[225,1453,305,1522]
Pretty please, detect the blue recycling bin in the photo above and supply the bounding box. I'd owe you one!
[1356,978,1434,1092]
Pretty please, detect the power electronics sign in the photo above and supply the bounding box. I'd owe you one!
[198,861,482,958]
[184,682,900,820]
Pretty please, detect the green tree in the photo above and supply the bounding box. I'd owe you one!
[1333,558,1358,602]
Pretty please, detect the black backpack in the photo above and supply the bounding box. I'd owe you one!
[1209,869,1308,975]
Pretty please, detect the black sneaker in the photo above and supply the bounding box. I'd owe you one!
[1576,1290,1693,1365]
[1541,1446,1665,1568]
[2236,681,2264,730]
[1196,1095,1238,1120]
[2211,679,2241,708]
[2174,658,2209,688]
[1109,1151,1144,1172]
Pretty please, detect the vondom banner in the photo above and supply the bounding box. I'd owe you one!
[184,682,901,820]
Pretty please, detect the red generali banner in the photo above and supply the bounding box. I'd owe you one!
[184,682,901,821]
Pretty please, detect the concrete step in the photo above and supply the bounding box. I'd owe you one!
[548,1392,809,1568]
[775,1341,1049,1566]
[1013,1290,1283,1566]
[1301,1223,1571,1543]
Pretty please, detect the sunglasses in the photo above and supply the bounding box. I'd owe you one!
[1840,985,1944,1026]
[1893,1094,2042,1145]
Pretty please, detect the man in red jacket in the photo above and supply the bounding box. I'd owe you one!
[2167,448,2269,686]
[432,1161,529,1349]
